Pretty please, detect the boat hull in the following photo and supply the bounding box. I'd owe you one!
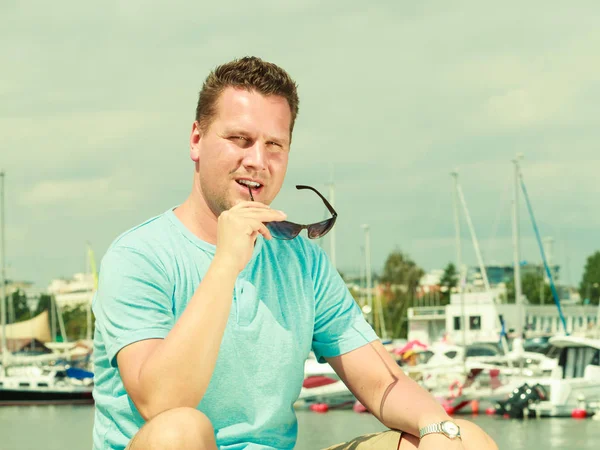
[0,388,94,406]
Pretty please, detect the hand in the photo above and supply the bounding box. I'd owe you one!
[213,201,287,274]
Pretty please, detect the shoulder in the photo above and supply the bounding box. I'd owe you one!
[100,210,174,274]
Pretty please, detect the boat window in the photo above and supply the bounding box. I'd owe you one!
[564,348,576,379]
[19,382,30,387]
[575,348,586,378]
[591,349,600,366]
[563,347,599,379]
[417,351,434,365]
[583,348,599,368]
[444,351,458,359]
[469,316,481,330]
[466,345,499,357]
[453,317,461,330]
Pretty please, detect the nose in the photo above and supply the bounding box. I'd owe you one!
[242,141,267,172]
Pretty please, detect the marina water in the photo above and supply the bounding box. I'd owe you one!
[1,405,598,449]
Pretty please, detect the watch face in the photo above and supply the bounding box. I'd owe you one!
[442,421,459,437]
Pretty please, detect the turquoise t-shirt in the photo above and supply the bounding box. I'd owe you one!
[92,208,379,450]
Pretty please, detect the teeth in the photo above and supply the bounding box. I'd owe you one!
[237,180,261,188]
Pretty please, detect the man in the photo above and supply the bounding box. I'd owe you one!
[92,56,498,450]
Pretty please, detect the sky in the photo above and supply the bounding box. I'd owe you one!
[1,1,599,289]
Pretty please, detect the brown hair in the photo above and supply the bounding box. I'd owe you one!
[195,56,300,136]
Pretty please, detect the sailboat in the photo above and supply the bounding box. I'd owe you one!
[0,171,94,405]
[492,158,600,418]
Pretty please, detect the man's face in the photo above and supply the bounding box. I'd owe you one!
[190,87,292,217]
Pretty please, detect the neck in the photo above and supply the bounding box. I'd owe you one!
[174,182,219,245]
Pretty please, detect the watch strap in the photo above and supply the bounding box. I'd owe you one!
[419,421,461,439]
[419,422,443,439]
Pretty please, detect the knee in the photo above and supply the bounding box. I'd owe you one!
[148,407,216,450]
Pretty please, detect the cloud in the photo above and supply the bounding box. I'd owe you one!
[1,0,599,288]
[21,175,137,209]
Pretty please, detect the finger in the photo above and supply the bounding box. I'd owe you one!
[231,201,270,210]
[237,209,287,222]
[249,219,273,240]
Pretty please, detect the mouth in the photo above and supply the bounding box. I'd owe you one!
[235,178,264,198]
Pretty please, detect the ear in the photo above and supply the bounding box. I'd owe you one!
[190,121,202,162]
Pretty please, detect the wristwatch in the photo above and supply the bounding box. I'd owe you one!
[419,420,461,440]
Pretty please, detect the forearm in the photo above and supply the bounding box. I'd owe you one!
[329,342,496,449]
[378,371,498,449]
[136,258,237,419]
[379,372,451,436]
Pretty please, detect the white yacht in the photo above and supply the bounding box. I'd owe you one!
[527,336,600,417]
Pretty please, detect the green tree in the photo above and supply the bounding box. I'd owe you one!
[7,289,31,323]
[439,263,458,304]
[379,250,424,339]
[61,304,93,341]
[506,271,552,304]
[34,294,53,316]
[580,251,600,305]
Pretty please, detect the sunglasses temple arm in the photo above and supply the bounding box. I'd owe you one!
[295,185,337,217]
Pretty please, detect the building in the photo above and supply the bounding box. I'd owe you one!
[469,264,560,288]
[47,273,95,308]
[408,290,598,346]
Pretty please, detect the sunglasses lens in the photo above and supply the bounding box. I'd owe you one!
[307,218,335,239]
[266,221,302,240]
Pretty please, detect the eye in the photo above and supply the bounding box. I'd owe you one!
[229,136,253,148]
[267,141,283,149]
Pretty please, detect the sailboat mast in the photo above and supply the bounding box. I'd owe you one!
[451,172,467,354]
[1,171,8,373]
[456,183,492,292]
[512,157,524,339]
[455,171,511,357]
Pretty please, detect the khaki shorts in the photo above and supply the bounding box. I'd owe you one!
[126,430,403,450]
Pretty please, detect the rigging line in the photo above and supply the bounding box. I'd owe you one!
[518,171,568,334]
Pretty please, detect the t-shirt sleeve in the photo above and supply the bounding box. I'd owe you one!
[310,244,379,362]
[93,244,174,367]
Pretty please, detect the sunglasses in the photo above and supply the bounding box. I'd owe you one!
[248,184,337,240]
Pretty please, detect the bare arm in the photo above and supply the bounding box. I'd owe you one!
[327,341,497,449]
[116,202,286,421]
[117,259,237,420]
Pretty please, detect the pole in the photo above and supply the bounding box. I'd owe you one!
[0,171,7,373]
[541,237,553,306]
[512,156,525,375]
[451,172,466,342]
[512,157,523,338]
[51,295,57,342]
[456,184,492,292]
[55,300,68,343]
[362,225,374,328]
[327,182,336,270]
[596,284,600,337]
